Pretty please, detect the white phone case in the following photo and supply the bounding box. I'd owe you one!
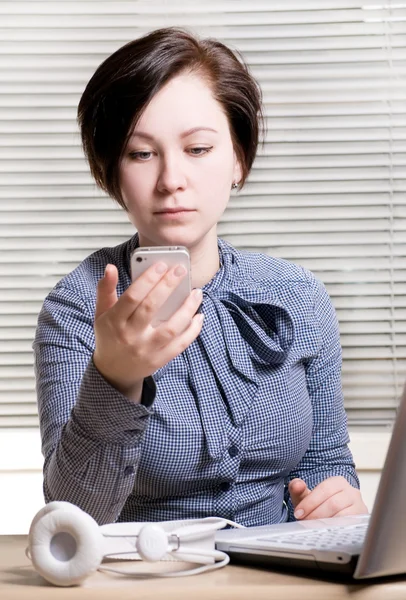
[130,246,192,326]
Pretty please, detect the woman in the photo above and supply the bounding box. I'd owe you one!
[34,27,367,526]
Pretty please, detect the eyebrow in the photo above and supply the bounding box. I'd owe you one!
[131,127,218,141]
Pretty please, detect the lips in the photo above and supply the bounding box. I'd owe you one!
[155,208,194,214]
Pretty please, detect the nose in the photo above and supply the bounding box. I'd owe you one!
[156,154,187,194]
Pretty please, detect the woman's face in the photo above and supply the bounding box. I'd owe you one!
[119,72,242,251]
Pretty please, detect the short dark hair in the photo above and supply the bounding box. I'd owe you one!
[77,27,264,208]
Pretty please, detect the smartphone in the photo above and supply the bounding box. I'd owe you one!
[130,245,192,326]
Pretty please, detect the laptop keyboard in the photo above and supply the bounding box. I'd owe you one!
[257,523,368,551]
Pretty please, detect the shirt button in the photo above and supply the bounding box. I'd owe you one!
[220,481,231,492]
[228,445,239,458]
[124,466,135,476]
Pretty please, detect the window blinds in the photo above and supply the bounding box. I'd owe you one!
[0,0,405,428]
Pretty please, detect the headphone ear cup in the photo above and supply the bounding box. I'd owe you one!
[29,501,84,541]
[29,506,104,586]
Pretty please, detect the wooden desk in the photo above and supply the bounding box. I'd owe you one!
[1,535,406,600]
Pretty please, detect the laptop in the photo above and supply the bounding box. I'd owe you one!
[215,383,406,579]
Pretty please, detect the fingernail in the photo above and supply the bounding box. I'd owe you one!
[155,262,167,274]
[294,509,304,519]
[196,313,204,324]
[192,288,202,299]
[104,264,109,276]
[174,265,186,277]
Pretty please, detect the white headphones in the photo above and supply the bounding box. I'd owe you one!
[27,501,242,586]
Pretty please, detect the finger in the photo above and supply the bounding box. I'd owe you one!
[152,288,203,345]
[112,261,169,321]
[159,312,204,360]
[333,504,369,518]
[128,263,188,325]
[95,264,118,319]
[303,490,353,520]
[294,477,347,519]
[288,478,311,510]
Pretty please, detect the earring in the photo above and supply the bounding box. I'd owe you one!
[231,182,239,190]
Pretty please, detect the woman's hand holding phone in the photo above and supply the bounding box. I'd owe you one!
[92,261,203,402]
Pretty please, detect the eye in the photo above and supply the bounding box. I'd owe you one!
[187,147,213,156]
[128,151,153,161]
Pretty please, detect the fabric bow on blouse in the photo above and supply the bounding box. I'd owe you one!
[151,238,298,460]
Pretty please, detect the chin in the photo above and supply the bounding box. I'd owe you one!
[143,228,208,250]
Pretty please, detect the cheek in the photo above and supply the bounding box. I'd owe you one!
[196,152,234,191]
[121,166,144,192]
[119,167,133,198]
[120,166,153,207]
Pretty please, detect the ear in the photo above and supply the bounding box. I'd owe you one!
[232,153,243,186]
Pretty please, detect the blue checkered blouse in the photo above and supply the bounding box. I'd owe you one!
[34,235,359,526]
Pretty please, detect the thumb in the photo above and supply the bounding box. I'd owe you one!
[288,478,311,509]
[95,264,118,319]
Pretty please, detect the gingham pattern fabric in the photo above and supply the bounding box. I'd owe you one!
[34,234,359,526]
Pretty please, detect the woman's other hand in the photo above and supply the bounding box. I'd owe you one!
[93,262,203,401]
[288,476,368,520]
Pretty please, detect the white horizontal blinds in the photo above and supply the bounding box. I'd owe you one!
[0,1,405,428]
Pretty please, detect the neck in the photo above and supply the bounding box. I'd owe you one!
[189,236,220,289]
[135,230,220,289]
